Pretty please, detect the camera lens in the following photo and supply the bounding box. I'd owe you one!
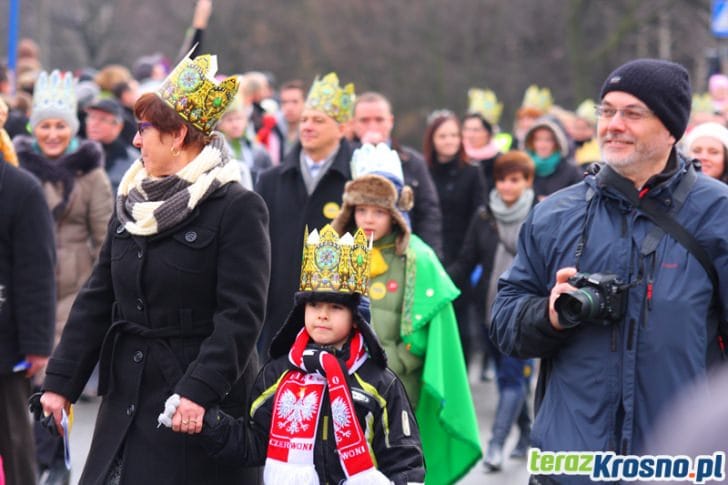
[555,288,603,327]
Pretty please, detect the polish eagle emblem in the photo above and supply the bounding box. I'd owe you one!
[331,396,352,442]
[276,389,319,434]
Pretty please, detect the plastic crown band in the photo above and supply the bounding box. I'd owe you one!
[31,71,77,123]
[350,143,404,185]
[157,49,239,135]
[521,85,553,113]
[305,72,355,124]
[300,225,371,295]
[467,88,503,125]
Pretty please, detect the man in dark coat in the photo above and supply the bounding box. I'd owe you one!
[352,91,443,257]
[84,98,139,194]
[0,159,56,485]
[256,72,355,357]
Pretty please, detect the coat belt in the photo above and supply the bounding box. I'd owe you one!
[97,317,214,396]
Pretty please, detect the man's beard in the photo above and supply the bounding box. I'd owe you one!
[599,134,665,180]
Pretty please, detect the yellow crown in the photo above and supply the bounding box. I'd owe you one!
[692,93,714,115]
[575,99,597,125]
[300,225,370,295]
[157,52,239,135]
[521,85,553,113]
[467,88,503,125]
[305,72,355,124]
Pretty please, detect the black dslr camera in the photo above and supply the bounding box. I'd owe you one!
[554,272,627,328]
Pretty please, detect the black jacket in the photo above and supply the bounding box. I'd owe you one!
[393,144,444,258]
[429,159,484,266]
[43,183,270,485]
[446,206,500,299]
[0,161,56,371]
[255,140,354,356]
[201,347,425,484]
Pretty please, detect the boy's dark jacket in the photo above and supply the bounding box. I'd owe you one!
[199,295,426,484]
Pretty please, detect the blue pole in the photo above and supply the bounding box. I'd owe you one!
[7,0,21,94]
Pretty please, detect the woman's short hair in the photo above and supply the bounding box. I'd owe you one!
[134,93,208,149]
[493,150,535,181]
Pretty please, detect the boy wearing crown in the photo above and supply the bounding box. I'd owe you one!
[331,144,482,485]
[257,72,357,358]
[173,224,424,484]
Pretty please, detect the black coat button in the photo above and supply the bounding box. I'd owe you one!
[133,351,144,363]
[184,231,198,243]
[137,249,143,259]
[126,404,135,416]
[116,225,125,234]
[136,298,144,311]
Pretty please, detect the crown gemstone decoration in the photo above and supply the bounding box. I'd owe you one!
[468,88,503,125]
[521,84,553,113]
[305,72,355,124]
[32,70,77,119]
[350,143,404,184]
[300,225,370,295]
[157,51,239,135]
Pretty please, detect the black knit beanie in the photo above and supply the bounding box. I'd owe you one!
[600,59,691,140]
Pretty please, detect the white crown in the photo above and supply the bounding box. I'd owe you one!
[31,70,77,119]
[350,143,403,184]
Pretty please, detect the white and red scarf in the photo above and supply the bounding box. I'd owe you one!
[264,329,390,485]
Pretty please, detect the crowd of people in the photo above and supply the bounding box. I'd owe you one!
[1,15,728,485]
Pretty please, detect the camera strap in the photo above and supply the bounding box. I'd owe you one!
[596,162,726,357]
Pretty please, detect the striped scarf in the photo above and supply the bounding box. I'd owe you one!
[116,133,240,235]
[264,329,389,485]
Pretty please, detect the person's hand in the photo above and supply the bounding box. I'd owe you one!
[39,391,71,436]
[25,354,49,378]
[548,267,578,330]
[172,397,205,435]
[192,0,213,29]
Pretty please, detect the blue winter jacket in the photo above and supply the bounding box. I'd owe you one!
[491,153,728,460]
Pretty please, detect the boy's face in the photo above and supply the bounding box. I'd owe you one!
[354,204,393,242]
[495,172,531,206]
[304,301,354,349]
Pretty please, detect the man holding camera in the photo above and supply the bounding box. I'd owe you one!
[491,59,728,483]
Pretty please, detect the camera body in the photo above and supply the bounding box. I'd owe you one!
[554,272,627,328]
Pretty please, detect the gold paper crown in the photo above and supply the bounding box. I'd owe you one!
[575,99,597,125]
[692,93,714,115]
[300,225,370,295]
[305,72,355,124]
[521,85,553,113]
[467,88,503,125]
[157,51,239,135]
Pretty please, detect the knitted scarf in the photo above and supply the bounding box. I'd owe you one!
[264,328,386,485]
[528,150,562,178]
[116,133,240,235]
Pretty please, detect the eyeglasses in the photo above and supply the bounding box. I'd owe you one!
[594,105,654,122]
[137,121,154,134]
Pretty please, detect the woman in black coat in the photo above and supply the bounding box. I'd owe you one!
[39,55,271,485]
[423,111,484,365]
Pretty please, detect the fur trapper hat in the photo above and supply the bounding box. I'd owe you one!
[332,174,413,255]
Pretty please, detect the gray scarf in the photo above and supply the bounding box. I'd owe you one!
[299,144,339,195]
[485,188,534,323]
[116,133,240,236]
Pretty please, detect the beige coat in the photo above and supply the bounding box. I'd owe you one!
[46,167,113,340]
